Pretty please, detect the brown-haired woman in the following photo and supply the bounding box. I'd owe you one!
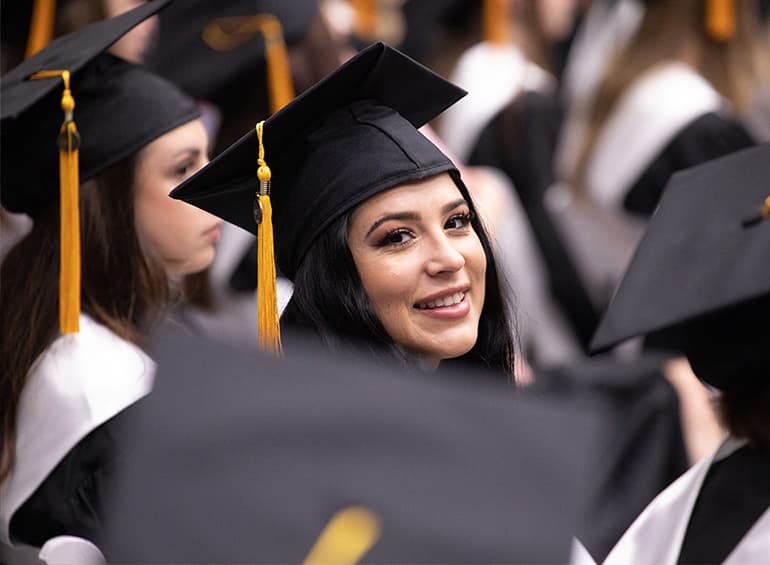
[0,7,221,548]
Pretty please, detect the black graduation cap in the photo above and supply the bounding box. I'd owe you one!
[170,42,467,281]
[1,0,199,335]
[0,0,199,217]
[591,144,770,388]
[104,324,605,563]
[147,0,319,111]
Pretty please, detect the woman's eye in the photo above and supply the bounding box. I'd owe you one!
[175,161,194,178]
[377,229,413,247]
[445,211,473,230]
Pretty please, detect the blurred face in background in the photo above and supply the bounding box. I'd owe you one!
[105,0,157,62]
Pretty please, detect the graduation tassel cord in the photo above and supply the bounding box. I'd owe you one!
[483,0,512,45]
[201,14,294,114]
[255,121,282,355]
[705,0,735,42]
[25,0,56,57]
[351,0,378,40]
[260,16,295,114]
[30,69,81,334]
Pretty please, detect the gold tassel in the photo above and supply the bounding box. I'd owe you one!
[351,0,378,40]
[25,0,56,58]
[30,69,81,334]
[706,0,735,42]
[483,0,512,45]
[202,14,295,114]
[303,507,381,565]
[260,16,295,114]
[255,121,282,354]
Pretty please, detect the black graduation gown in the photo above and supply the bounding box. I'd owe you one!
[678,444,770,564]
[535,356,689,561]
[469,89,600,350]
[547,65,755,346]
[9,407,141,548]
[602,437,770,564]
[0,314,154,549]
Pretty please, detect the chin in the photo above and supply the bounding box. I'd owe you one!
[168,249,216,277]
[428,335,478,362]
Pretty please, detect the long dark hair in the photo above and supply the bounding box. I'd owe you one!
[281,174,517,380]
[0,154,170,483]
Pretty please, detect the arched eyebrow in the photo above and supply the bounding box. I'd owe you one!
[365,198,468,238]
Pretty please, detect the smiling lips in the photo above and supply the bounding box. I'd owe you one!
[414,289,471,319]
[415,291,465,310]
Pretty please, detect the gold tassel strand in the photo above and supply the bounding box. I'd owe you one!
[25,0,56,58]
[706,0,735,42]
[351,0,378,40]
[201,14,295,114]
[483,0,513,46]
[255,121,282,354]
[260,16,295,114]
[30,69,81,334]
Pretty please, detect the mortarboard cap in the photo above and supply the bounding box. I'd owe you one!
[591,144,770,388]
[105,324,604,563]
[1,0,199,217]
[170,42,466,281]
[170,42,465,353]
[147,0,318,114]
[1,0,199,334]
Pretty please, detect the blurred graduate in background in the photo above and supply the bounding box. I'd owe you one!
[591,144,770,564]
[144,0,353,349]
[0,0,160,263]
[0,1,220,549]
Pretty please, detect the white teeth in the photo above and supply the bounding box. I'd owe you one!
[416,292,465,309]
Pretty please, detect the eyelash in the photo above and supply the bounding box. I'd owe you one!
[175,160,194,178]
[445,211,474,230]
[375,211,475,248]
[376,228,413,248]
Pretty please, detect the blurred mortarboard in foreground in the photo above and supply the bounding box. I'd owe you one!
[105,325,604,563]
[171,42,465,352]
[591,144,770,389]
[147,0,319,114]
[0,0,198,334]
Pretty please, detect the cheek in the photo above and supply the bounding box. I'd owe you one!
[134,177,207,257]
[354,254,417,319]
[464,235,487,302]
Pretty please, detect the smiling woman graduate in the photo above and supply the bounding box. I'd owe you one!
[0,1,222,548]
[171,43,517,377]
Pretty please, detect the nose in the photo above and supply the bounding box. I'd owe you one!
[424,233,465,276]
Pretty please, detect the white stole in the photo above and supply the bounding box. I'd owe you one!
[603,436,770,565]
[0,315,155,545]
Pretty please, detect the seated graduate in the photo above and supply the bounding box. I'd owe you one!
[0,1,222,548]
[145,0,343,350]
[588,144,770,564]
[171,42,517,378]
[548,0,762,326]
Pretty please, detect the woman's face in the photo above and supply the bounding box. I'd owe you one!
[133,119,222,277]
[348,174,487,367]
